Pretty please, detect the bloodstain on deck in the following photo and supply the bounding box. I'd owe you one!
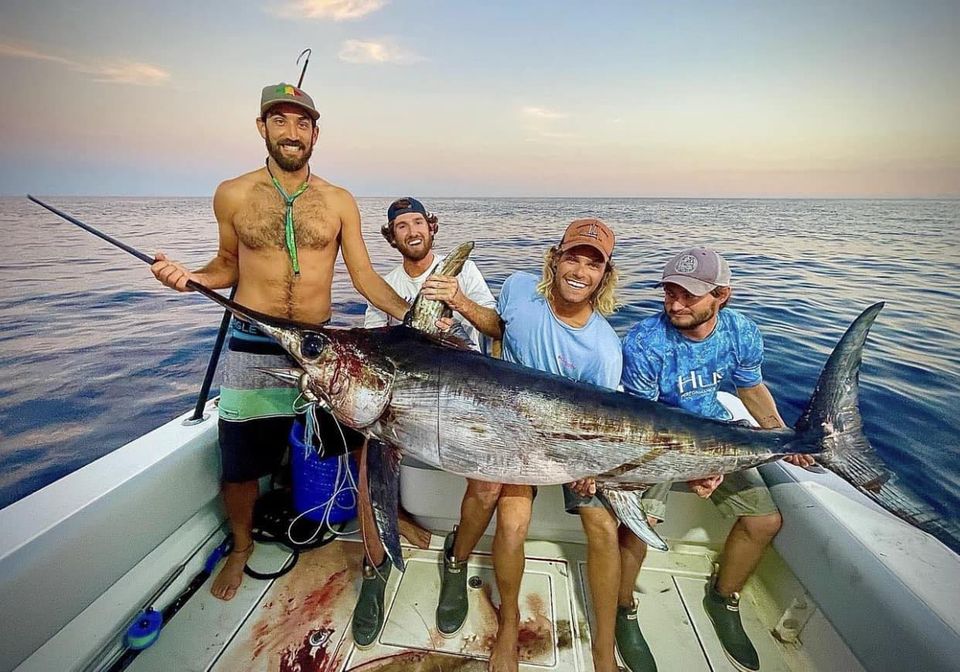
[248,568,348,663]
[214,542,364,672]
[279,627,336,672]
[347,650,487,671]
[454,583,556,663]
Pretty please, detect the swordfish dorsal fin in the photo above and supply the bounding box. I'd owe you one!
[404,241,475,335]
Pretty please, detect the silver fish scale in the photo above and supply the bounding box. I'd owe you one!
[370,334,793,485]
[600,451,780,486]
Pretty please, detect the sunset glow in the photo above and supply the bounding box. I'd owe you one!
[1,1,957,197]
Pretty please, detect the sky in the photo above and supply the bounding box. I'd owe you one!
[1,0,958,198]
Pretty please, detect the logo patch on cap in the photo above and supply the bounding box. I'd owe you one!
[275,85,301,97]
[675,254,699,274]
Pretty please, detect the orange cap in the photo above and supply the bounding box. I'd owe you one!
[558,218,615,262]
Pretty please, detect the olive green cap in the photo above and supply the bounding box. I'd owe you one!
[260,82,320,120]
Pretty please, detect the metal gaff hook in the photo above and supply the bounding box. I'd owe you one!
[296,48,312,88]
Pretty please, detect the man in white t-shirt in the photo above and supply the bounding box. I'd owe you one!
[351,197,497,650]
[363,197,496,350]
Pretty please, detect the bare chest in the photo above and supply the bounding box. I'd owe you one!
[235,185,338,252]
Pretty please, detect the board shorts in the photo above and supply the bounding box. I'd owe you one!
[563,468,778,520]
[217,318,365,482]
[638,467,779,522]
[562,484,607,513]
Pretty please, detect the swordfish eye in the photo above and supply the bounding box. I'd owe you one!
[300,332,328,360]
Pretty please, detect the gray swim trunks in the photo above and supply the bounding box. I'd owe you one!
[639,468,779,521]
[562,468,777,522]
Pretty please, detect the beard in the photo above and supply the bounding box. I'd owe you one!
[396,233,434,262]
[265,133,314,172]
[666,301,719,331]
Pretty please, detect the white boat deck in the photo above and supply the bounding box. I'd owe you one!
[7,401,958,672]
[125,533,848,672]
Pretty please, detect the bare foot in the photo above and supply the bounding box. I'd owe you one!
[488,613,520,672]
[210,543,253,601]
[398,507,431,549]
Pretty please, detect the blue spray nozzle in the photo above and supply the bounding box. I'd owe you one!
[124,608,163,650]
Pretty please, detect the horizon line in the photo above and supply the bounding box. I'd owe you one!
[4,193,960,201]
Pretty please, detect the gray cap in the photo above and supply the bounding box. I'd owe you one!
[661,247,731,295]
[260,82,320,120]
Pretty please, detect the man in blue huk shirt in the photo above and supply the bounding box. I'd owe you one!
[421,218,623,672]
[618,247,815,672]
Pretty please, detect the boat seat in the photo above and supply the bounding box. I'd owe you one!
[760,461,960,672]
[399,454,435,470]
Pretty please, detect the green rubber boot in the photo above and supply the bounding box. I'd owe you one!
[703,581,760,672]
[436,528,469,638]
[615,602,658,672]
[351,557,391,650]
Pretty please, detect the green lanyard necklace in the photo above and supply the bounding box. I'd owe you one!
[265,159,310,276]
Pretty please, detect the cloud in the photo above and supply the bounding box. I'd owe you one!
[338,39,423,64]
[78,62,170,85]
[522,106,569,120]
[0,43,73,66]
[269,0,388,20]
[0,40,170,86]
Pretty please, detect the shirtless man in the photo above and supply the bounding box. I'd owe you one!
[151,82,408,601]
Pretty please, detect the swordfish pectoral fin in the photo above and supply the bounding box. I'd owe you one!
[364,439,405,572]
[600,487,669,552]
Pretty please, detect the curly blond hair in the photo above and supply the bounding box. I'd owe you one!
[535,246,620,316]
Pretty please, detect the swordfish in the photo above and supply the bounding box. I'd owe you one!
[27,196,954,566]
[180,243,954,566]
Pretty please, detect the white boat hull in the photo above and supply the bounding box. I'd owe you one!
[1,396,957,671]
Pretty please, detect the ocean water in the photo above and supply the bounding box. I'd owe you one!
[1,196,959,533]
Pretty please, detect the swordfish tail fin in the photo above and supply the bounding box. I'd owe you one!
[796,303,960,553]
[794,302,890,491]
